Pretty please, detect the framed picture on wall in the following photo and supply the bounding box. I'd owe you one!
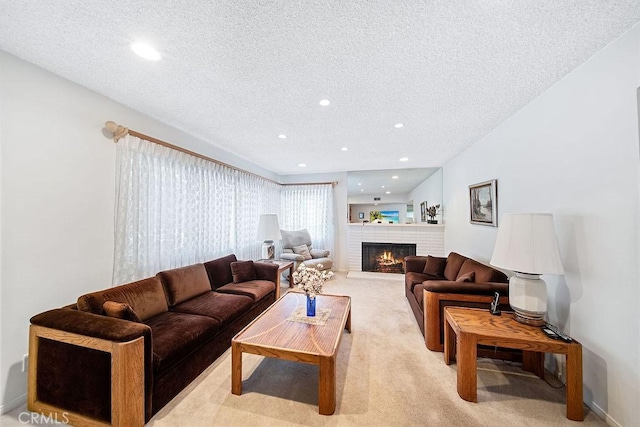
[380,210,399,224]
[420,201,427,222]
[469,180,497,226]
[358,212,365,219]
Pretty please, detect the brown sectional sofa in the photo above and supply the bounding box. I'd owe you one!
[405,252,510,352]
[28,254,278,426]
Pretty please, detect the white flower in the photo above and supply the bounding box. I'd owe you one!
[292,263,333,299]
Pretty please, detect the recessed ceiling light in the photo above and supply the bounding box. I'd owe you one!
[360,189,364,192]
[341,147,348,151]
[319,99,331,106]
[399,157,409,162]
[381,186,385,188]
[278,134,287,139]
[392,175,399,179]
[131,42,161,61]
[394,123,404,128]
[385,191,391,194]
[374,203,378,206]
[298,163,306,167]
[357,183,362,186]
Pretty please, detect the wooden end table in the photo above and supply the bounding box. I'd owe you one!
[272,260,294,298]
[232,292,351,415]
[443,307,583,421]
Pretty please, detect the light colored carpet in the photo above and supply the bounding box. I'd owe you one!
[3,273,605,426]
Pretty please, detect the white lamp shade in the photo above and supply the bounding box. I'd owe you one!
[257,214,281,242]
[490,213,564,275]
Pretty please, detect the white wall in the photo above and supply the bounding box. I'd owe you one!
[0,51,278,411]
[442,24,639,426]
[409,169,443,223]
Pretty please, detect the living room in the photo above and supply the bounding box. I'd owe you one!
[1,3,639,426]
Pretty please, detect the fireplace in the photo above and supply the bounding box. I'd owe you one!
[361,242,417,274]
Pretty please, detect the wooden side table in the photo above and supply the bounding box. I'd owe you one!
[266,260,294,299]
[443,307,583,421]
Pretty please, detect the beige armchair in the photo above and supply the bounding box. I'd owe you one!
[279,229,333,272]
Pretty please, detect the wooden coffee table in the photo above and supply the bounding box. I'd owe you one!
[443,307,583,421]
[231,292,351,415]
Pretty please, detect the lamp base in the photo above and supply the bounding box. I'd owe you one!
[509,272,547,327]
[261,241,275,260]
[512,312,546,326]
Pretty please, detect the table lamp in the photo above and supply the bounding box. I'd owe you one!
[257,214,281,260]
[490,213,564,326]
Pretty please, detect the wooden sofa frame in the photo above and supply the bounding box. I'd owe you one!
[28,325,144,426]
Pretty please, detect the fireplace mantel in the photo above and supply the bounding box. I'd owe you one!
[347,223,444,272]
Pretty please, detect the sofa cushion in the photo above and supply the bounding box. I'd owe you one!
[230,261,257,283]
[103,301,142,323]
[405,271,435,293]
[157,264,211,307]
[203,254,238,289]
[77,277,168,322]
[299,258,333,271]
[281,229,313,250]
[292,244,312,260]
[413,284,425,309]
[423,256,447,277]
[444,252,469,281]
[457,259,508,283]
[145,311,221,373]
[310,249,330,258]
[171,291,253,325]
[456,271,475,282]
[216,280,275,302]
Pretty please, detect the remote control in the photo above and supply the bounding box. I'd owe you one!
[544,323,573,342]
[541,327,559,339]
[489,291,501,316]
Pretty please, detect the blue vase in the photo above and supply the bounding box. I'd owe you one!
[306,294,316,317]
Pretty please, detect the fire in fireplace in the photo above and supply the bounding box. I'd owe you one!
[362,242,417,274]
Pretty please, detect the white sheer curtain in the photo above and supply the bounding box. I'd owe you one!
[113,135,280,285]
[280,184,335,255]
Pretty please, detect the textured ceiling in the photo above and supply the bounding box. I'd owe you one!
[1,1,639,177]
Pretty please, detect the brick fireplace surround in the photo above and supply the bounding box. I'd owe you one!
[347,223,444,273]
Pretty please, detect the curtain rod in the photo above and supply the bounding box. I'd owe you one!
[104,121,337,187]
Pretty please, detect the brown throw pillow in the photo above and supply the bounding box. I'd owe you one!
[423,255,447,277]
[456,271,475,282]
[292,244,312,260]
[230,260,257,283]
[103,301,142,323]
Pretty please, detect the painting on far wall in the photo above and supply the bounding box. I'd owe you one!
[370,210,399,224]
[469,179,497,226]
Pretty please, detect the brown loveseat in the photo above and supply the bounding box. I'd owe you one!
[28,254,278,426]
[405,252,510,352]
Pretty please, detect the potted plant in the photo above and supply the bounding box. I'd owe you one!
[427,204,440,224]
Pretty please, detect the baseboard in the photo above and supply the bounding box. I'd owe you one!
[545,363,620,426]
[1,393,26,414]
[588,401,622,427]
[346,271,404,281]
